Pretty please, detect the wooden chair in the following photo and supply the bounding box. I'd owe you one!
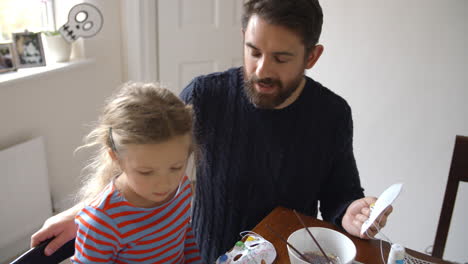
[432,135,468,259]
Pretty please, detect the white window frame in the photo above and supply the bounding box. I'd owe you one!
[121,0,158,82]
[43,0,57,31]
[0,0,56,42]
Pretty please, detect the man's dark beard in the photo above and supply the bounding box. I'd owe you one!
[243,72,299,109]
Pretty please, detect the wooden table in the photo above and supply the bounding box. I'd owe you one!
[252,206,451,264]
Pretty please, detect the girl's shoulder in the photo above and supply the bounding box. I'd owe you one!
[87,181,126,211]
[77,182,128,230]
[178,175,193,197]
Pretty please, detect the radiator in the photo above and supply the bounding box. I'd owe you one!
[0,137,53,262]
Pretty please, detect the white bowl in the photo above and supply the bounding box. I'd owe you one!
[287,227,356,264]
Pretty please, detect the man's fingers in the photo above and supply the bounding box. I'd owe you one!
[375,206,392,228]
[31,232,42,248]
[384,205,393,216]
[355,213,369,223]
[363,196,378,206]
[361,207,371,216]
[44,234,70,256]
[366,228,378,238]
[31,228,55,248]
[378,216,388,228]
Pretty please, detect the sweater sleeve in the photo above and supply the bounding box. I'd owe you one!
[71,206,120,264]
[183,225,203,263]
[318,101,365,227]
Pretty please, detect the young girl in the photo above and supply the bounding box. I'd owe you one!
[71,82,202,264]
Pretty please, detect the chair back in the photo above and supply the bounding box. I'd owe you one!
[9,238,75,264]
[432,135,468,259]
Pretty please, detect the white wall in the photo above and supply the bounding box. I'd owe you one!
[310,1,468,262]
[0,0,123,215]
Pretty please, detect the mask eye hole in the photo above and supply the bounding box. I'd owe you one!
[233,254,243,261]
[75,11,88,23]
[83,22,93,31]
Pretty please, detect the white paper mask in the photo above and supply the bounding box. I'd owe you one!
[216,232,277,264]
[59,3,103,43]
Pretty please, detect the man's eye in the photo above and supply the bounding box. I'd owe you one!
[275,57,287,63]
[251,52,261,58]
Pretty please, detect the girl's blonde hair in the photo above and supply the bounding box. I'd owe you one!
[77,82,193,203]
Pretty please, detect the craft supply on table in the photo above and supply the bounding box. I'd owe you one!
[216,231,277,264]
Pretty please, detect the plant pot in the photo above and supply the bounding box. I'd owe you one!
[44,34,71,63]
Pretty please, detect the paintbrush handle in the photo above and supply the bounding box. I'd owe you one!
[293,210,334,264]
[265,224,313,264]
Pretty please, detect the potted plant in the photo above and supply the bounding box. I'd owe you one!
[42,30,71,62]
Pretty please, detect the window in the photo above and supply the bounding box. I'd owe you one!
[0,0,55,42]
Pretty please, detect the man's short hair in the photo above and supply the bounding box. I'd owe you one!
[242,0,323,52]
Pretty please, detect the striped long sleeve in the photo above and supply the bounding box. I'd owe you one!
[73,206,120,263]
[184,226,202,263]
[71,176,203,264]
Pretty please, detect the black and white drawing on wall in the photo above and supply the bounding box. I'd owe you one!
[12,32,46,68]
[0,43,17,73]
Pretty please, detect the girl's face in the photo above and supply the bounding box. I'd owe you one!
[115,134,191,208]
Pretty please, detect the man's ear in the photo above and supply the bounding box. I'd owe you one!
[305,44,324,69]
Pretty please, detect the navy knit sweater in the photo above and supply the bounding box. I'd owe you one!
[180,67,364,263]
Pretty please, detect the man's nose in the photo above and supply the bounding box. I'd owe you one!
[256,55,273,79]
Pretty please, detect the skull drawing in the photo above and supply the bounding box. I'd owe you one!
[59,3,103,43]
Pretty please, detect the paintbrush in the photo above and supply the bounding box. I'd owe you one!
[293,209,334,264]
[265,224,313,264]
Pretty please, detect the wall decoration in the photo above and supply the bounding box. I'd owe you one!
[59,3,104,43]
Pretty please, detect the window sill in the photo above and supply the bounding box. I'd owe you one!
[0,58,95,87]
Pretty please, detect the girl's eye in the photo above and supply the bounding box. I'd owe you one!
[138,171,153,176]
[170,166,183,172]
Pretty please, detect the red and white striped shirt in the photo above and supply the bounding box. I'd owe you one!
[71,176,203,264]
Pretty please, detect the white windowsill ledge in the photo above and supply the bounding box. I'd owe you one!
[0,58,95,87]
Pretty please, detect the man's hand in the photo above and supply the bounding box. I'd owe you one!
[30,205,80,256]
[341,197,393,239]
